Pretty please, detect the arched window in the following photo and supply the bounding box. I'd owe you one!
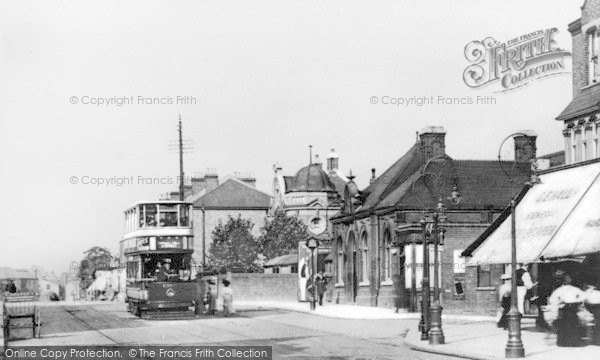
[383,229,392,282]
[336,237,344,284]
[361,232,369,283]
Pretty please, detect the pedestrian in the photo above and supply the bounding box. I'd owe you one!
[207,280,217,315]
[497,274,512,329]
[584,283,600,345]
[546,272,585,347]
[516,263,534,315]
[315,271,327,306]
[222,279,234,316]
[194,274,206,315]
[6,280,17,293]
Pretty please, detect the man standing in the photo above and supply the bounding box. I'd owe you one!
[516,263,534,315]
[315,271,327,306]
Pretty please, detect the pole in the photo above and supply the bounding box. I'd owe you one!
[411,237,417,313]
[178,115,185,201]
[310,247,316,310]
[429,210,445,344]
[420,219,430,340]
[505,199,524,357]
[202,205,206,268]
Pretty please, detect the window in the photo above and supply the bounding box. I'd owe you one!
[589,28,600,84]
[383,230,392,282]
[336,237,344,284]
[360,232,369,283]
[477,264,492,287]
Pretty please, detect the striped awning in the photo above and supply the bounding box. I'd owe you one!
[468,161,600,265]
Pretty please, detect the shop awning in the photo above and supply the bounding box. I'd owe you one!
[467,161,600,265]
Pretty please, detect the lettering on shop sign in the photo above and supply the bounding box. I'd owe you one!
[585,219,600,228]
[526,211,555,219]
[535,189,577,203]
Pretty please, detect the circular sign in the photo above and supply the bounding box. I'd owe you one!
[308,217,326,235]
[166,288,175,297]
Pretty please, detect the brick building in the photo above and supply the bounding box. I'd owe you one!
[558,0,600,164]
[191,177,272,268]
[329,126,533,313]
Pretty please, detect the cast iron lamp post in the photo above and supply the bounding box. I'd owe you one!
[417,154,460,344]
[498,132,535,358]
[428,197,447,344]
[307,237,319,311]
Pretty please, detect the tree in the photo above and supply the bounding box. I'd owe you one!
[258,209,310,260]
[78,246,116,289]
[208,215,261,272]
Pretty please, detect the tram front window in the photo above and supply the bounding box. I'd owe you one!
[143,255,191,281]
[179,204,190,227]
[159,204,178,227]
[144,204,157,227]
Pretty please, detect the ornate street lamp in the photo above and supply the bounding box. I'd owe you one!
[307,237,319,311]
[429,198,447,344]
[497,132,533,358]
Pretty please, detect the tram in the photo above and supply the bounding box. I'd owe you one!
[120,200,198,318]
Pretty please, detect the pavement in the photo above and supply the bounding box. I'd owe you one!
[404,318,600,360]
[4,299,599,359]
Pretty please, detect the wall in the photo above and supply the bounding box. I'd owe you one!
[192,208,268,266]
[225,273,297,301]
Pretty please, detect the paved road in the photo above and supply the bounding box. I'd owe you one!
[12,304,459,359]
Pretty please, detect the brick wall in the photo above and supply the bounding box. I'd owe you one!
[191,208,268,266]
[571,27,587,96]
[582,0,600,25]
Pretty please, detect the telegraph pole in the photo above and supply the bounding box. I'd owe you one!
[178,115,185,201]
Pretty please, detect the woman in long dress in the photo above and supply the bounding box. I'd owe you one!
[546,273,585,347]
[497,274,512,330]
[222,279,234,317]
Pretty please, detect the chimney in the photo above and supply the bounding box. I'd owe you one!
[327,148,339,174]
[370,168,376,184]
[204,169,219,192]
[191,177,206,195]
[419,126,446,160]
[514,130,537,163]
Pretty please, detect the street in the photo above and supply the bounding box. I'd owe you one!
[11,303,459,360]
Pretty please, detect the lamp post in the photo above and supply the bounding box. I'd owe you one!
[429,198,446,344]
[419,218,430,340]
[497,132,530,358]
[415,155,459,343]
[307,237,319,311]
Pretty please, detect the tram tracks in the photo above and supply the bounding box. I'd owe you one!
[59,305,128,346]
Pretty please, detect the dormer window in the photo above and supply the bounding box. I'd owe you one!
[589,27,600,84]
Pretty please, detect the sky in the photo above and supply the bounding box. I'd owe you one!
[0,0,581,275]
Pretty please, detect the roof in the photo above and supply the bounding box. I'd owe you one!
[342,142,531,218]
[0,267,37,280]
[329,172,347,197]
[287,163,337,193]
[192,178,271,209]
[264,253,297,267]
[556,84,600,121]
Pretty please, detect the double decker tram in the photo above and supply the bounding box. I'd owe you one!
[120,201,198,318]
